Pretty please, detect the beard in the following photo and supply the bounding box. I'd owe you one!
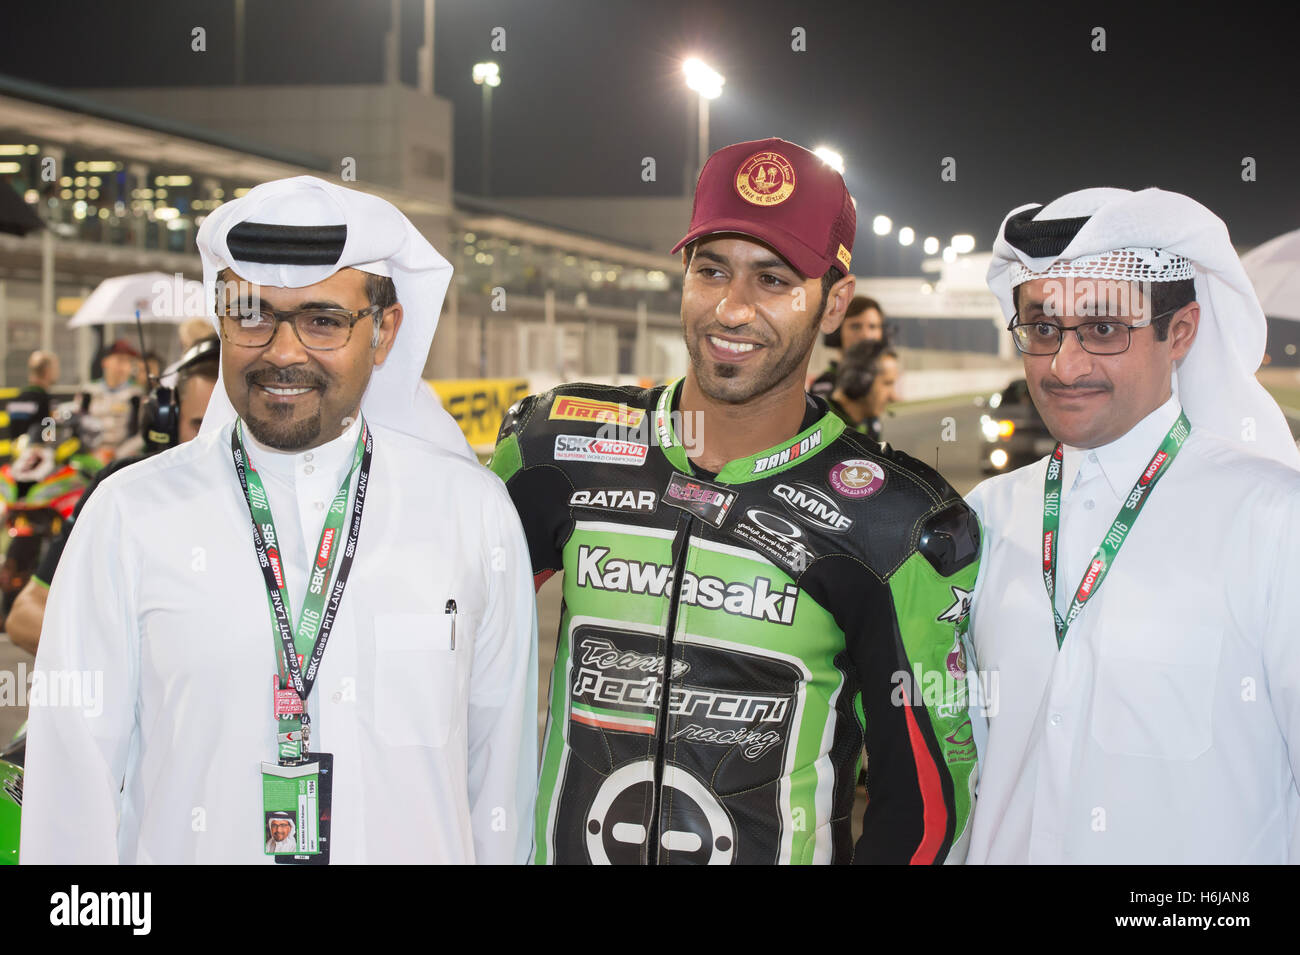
[242,366,329,451]
[684,293,827,405]
[244,405,323,451]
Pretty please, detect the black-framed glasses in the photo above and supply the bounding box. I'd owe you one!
[216,302,384,351]
[1009,308,1179,356]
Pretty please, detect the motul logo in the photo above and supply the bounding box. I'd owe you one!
[1042,530,1053,568]
[267,547,284,589]
[1076,556,1104,598]
[1140,451,1167,485]
[316,527,336,568]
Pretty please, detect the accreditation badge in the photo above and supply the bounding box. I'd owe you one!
[260,754,334,865]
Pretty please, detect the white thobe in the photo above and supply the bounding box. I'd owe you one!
[965,395,1300,863]
[21,415,538,864]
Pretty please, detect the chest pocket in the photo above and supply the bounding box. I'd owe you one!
[373,612,466,748]
[1088,597,1224,761]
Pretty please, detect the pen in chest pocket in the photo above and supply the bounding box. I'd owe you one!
[445,598,457,650]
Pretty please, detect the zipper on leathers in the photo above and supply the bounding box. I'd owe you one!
[646,513,694,865]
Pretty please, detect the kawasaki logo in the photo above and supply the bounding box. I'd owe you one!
[575,544,798,624]
[772,482,852,532]
[752,430,822,473]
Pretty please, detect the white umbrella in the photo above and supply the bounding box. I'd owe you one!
[1242,229,1300,320]
[68,271,206,328]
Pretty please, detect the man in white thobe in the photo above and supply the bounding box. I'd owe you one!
[265,813,295,853]
[966,187,1300,864]
[21,176,537,864]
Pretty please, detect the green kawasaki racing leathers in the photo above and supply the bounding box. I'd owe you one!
[491,379,980,864]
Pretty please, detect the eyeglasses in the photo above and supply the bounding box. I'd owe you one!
[1009,308,1179,356]
[216,302,383,351]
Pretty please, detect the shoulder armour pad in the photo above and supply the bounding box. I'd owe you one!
[918,501,980,576]
[496,393,539,444]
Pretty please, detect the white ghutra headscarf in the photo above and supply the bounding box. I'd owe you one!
[196,176,472,458]
[987,186,1300,470]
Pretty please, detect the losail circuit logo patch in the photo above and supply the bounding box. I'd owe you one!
[827,458,885,499]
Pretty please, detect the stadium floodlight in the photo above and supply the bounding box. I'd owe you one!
[898,227,915,246]
[923,236,940,255]
[951,233,975,254]
[813,147,844,174]
[943,246,957,263]
[472,62,501,87]
[683,58,724,99]
[872,215,892,236]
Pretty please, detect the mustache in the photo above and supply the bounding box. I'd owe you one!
[1041,378,1112,395]
[246,368,328,389]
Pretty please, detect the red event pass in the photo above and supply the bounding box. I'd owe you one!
[274,677,305,717]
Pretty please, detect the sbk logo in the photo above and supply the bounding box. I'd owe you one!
[554,434,647,466]
[771,482,852,533]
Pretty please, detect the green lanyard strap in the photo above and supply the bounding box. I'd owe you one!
[1042,410,1189,648]
[231,419,373,763]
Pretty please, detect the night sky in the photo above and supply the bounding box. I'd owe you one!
[3,0,1297,264]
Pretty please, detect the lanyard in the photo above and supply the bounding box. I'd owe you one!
[231,419,373,763]
[1042,411,1189,649]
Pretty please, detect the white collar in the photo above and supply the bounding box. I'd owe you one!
[240,413,364,486]
[1060,393,1183,499]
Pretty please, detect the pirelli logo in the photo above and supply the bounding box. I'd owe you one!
[550,395,645,428]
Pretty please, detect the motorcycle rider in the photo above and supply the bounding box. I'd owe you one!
[491,138,981,864]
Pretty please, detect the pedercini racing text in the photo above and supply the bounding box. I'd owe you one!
[575,544,800,624]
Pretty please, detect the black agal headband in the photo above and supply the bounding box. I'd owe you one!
[226,221,347,266]
[1001,206,1091,259]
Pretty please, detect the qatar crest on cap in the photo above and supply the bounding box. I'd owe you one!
[734,151,796,206]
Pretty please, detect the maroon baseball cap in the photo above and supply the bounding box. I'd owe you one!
[672,137,856,279]
[105,339,141,358]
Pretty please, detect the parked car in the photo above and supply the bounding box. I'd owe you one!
[979,379,1056,474]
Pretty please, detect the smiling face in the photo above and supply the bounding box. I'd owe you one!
[681,235,854,405]
[1016,277,1199,448]
[269,819,292,842]
[218,267,401,451]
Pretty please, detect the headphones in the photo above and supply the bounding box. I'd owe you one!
[836,340,893,402]
[141,337,220,454]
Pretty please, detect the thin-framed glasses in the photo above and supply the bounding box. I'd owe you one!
[1009,308,1180,356]
[216,300,383,351]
